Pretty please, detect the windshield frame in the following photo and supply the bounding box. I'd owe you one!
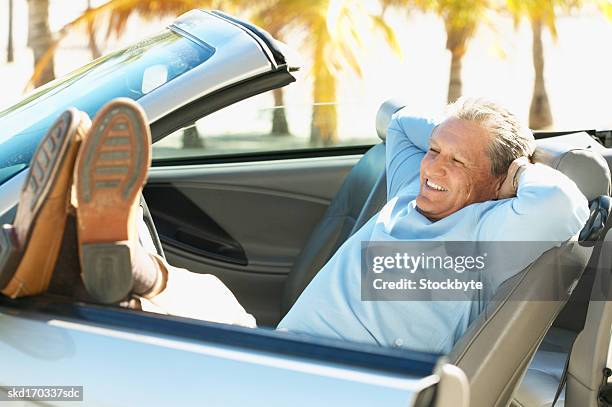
[0,28,214,186]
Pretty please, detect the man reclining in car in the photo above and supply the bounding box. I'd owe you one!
[277,97,590,353]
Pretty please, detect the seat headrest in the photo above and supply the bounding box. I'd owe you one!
[376,98,407,141]
[533,133,611,201]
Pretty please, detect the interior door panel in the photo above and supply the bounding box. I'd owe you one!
[144,154,361,326]
[144,185,249,265]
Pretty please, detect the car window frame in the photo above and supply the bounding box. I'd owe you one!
[149,68,384,166]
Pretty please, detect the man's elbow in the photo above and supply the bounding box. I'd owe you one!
[547,183,590,237]
[385,118,403,146]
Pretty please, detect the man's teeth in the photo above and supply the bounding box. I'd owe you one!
[426,179,447,191]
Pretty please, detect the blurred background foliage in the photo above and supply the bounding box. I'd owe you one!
[3,0,612,146]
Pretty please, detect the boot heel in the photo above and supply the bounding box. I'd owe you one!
[80,243,133,304]
[0,225,22,290]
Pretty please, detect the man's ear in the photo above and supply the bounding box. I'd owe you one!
[493,173,507,199]
[496,173,505,190]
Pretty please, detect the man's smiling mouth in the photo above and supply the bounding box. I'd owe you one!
[426,179,448,192]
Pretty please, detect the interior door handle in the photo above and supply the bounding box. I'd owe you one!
[161,228,247,266]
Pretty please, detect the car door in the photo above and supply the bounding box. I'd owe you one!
[0,297,444,407]
[143,86,379,326]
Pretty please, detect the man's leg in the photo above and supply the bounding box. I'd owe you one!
[137,254,256,328]
[73,98,161,303]
[73,98,256,327]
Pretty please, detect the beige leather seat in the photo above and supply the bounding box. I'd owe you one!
[566,241,612,407]
[514,229,612,407]
[513,327,576,406]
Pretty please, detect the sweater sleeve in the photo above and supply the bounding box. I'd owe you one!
[477,163,590,242]
[385,113,437,200]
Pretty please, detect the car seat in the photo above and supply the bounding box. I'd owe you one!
[512,233,612,407]
[513,209,612,407]
[565,233,612,407]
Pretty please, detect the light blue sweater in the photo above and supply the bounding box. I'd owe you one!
[277,112,590,354]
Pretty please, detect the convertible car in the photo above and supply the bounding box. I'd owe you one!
[0,9,610,407]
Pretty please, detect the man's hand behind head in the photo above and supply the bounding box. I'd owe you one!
[497,156,531,200]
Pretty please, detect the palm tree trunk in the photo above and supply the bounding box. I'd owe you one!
[27,0,55,87]
[86,0,101,59]
[445,24,469,104]
[182,126,204,149]
[310,29,337,146]
[271,88,290,136]
[7,0,14,63]
[265,26,290,137]
[447,49,462,103]
[529,17,553,130]
[310,67,337,146]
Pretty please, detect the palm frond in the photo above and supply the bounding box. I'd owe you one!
[370,14,403,57]
[599,0,612,20]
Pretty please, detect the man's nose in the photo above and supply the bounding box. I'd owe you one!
[427,155,448,177]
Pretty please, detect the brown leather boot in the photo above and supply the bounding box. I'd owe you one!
[0,109,91,298]
[74,98,152,304]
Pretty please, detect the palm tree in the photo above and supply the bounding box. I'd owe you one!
[7,0,14,63]
[440,1,488,103]
[506,0,581,130]
[27,0,55,87]
[270,86,291,136]
[382,0,488,104]
[254,0,401,145]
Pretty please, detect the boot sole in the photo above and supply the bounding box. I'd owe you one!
[0,109,84,294]
[75,99,151,304]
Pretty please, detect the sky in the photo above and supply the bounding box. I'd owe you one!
[0,0,612,134]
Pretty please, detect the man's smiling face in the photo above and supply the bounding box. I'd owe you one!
[416,117,503,221]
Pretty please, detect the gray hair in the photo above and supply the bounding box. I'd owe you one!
[445,97,536,177]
